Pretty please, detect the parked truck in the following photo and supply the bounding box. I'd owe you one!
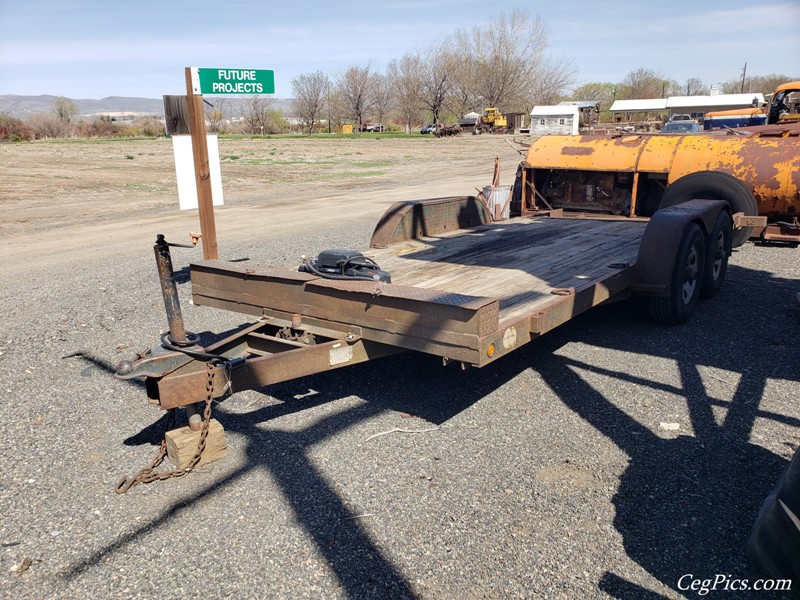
[516,128,800,246]
[704,81,800,130]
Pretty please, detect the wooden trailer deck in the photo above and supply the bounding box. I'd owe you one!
[192,216,648,367]
[365,216,647,325]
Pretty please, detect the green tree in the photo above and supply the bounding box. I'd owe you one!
[570,82,616,110]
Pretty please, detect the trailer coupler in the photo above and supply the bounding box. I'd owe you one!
[117,318,400,410]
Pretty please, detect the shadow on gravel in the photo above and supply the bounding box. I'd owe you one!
[64,345,523,598]
[598,571,667,598]
[62,352,145,390]
[64,258,798,598]
[533,262,799,597]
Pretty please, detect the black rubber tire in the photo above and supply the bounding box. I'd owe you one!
[700,210,732,299]
[649,223,706,325]
[660,172,758,247]
[748,446,800,589]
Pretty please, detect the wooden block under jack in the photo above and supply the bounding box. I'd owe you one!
[165,418,228,469]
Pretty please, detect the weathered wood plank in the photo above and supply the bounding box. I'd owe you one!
[365,218,645,321]
[165,419,228,469]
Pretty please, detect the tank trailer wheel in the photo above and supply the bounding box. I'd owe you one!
[649,223,706,325]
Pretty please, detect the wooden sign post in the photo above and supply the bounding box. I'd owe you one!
[184,67,218,260]
[180,67,275,259]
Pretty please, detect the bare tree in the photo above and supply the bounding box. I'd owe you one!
[619,68,676,99]
[291,70,330,134]
[454,9,576,110]
[326,88,349,132]
[684,77,705,96]
[205,97,229,134]
[335,62,376,132]
[415,40,455,125]
[28,114,72,138]
[370,73,394,127]
[448,30,481,118]
[387,54,423,132]
[528,54,578,107]
[240,96,276,134]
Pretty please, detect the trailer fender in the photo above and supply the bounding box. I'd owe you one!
[659,171,757,247]
[632,199,729,299]
[370,196,490,248]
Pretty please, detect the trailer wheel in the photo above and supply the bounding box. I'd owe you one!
[700,210,732,299]
[649,223,706,325]
[659,172,757,247]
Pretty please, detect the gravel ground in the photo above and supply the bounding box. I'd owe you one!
[1,140,799,599]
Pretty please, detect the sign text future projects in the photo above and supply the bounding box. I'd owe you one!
[190,68,275,95]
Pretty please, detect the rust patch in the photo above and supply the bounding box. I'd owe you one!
[561,146,594,156]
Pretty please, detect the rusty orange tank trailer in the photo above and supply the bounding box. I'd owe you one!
[518,128,800,245]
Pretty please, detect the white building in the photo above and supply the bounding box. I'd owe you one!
[529,105,580,136]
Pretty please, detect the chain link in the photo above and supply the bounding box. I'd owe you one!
[115,362,216,494]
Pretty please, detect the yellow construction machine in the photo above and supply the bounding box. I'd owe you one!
[474,107,507,134]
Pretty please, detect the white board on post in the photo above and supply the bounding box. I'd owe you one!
[171,134,224,211]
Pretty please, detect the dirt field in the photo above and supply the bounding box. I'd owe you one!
[1,134,798,599]
[0,134,521,272]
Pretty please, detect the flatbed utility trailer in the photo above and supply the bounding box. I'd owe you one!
[117,196,732,426]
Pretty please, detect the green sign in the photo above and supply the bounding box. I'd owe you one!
[190,68,274,95]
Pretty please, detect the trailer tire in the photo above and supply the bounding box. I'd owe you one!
[700,210,732,299]
[659,172,757,247]
[649,223,706,325]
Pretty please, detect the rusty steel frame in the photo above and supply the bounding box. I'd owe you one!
[369,196,490,248]
[760,222,800,244]
[118,319,401,410]
[733,214,800,244]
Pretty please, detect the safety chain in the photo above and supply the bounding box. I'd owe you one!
[115,362,216,494]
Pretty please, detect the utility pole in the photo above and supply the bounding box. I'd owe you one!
[740,62,747,93]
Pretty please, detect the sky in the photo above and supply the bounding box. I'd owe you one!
[1,0,798,100]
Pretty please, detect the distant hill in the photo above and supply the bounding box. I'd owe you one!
[0,95,293,119]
